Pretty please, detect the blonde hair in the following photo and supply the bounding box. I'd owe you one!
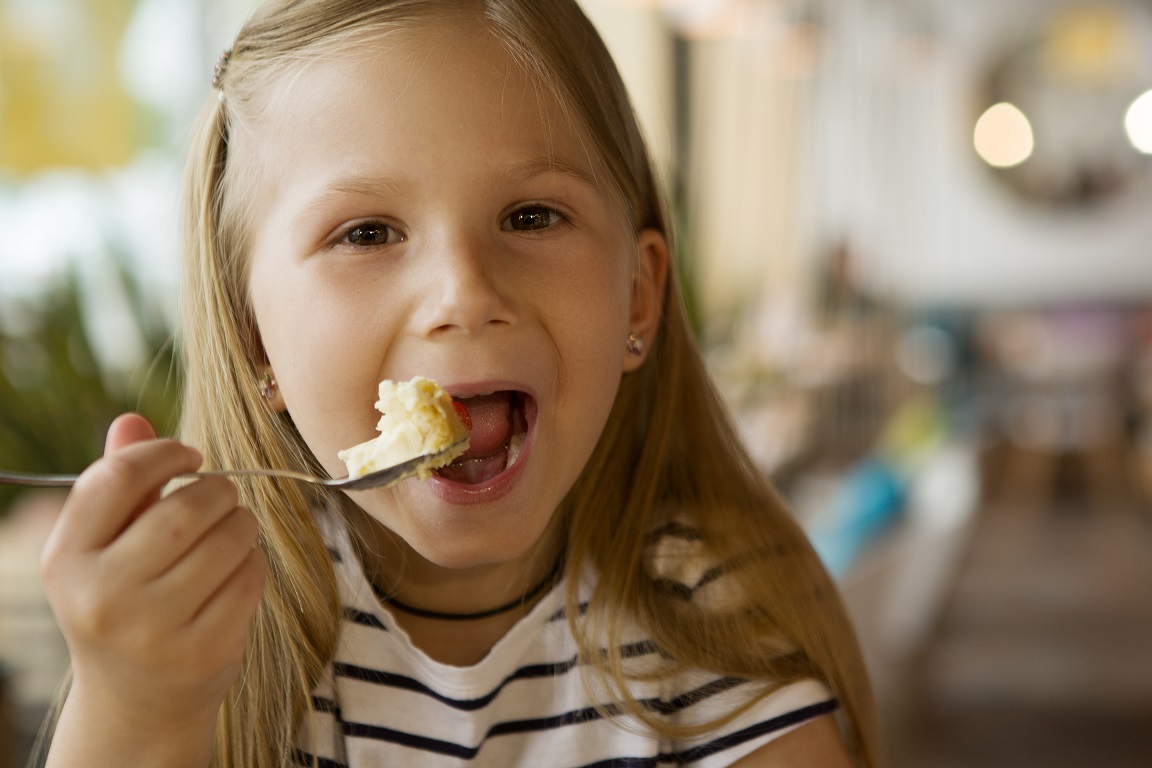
[178,1,882,766]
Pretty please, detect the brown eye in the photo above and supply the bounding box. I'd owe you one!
[344,221,400,247]
[503,206,561,232]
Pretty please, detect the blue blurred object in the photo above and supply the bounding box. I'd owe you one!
[808,458,906,578]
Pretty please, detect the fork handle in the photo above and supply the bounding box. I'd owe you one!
[0,468,329,488]
[0,471,82,487]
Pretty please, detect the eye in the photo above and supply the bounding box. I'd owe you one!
[339,220,403,248]
[502,205,564,232]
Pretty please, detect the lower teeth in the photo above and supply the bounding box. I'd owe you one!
[507,432,525,467]
[436,431,526,484]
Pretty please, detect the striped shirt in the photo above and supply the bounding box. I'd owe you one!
[295,515,837,767]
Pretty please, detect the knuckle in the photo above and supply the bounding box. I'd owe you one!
[38,540,83,605]
[38,543,65,586]
[160,478,241,542]
[71,588,116,638]
[188,474,240,509]
[227,508,262,559]
[157,506,193,545]
[204,474,240,503]
[235,506,260,543]
[72,457,134,497]
[200,508,259,567]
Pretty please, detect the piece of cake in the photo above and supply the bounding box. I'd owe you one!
[338,376,470,481]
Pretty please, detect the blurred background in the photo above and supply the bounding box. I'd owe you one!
[2,0,1151,765]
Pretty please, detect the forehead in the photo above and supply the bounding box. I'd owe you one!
[237,19,607,200]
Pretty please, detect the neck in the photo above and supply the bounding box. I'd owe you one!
[341,503,567,627]
[371,556,564,620]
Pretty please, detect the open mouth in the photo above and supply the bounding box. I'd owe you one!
[435,390,529,485]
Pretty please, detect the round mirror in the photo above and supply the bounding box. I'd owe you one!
[973,3,1152,208]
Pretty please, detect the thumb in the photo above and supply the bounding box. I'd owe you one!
[105,412,159,456]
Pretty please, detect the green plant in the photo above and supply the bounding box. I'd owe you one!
[0,260,180,513]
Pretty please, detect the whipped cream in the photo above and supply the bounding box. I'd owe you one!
[338,376,470,481]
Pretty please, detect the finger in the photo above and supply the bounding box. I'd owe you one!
[187,547,266,665]
[106,476,242,583]
[52,438,204,552]
[105,413,159,455]
[154,504,261,621]
[105,413,196,512]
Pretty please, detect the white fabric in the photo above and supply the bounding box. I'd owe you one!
[295,514,836,767]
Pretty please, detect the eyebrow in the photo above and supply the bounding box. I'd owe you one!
[310,154,602,202]
[311,176,405,204]
[506,155,602,190]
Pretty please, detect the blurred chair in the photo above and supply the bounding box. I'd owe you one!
[979,309,1137,511]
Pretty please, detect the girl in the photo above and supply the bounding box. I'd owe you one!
[37,0,881,766]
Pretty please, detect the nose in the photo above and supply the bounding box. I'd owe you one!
[411,230,514,338]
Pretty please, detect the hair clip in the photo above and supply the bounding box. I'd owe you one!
[211,48,233,91]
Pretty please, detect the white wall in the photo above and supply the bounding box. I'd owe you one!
[577,0,677,183]
[587,0,1152,312]
[821,0,1152,307]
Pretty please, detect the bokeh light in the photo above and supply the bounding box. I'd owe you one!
[974,102,1034,168]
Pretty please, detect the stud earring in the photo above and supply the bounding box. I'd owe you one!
[626,332,645,357]
[259,371,277,399]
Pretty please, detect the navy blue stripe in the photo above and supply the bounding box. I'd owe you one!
[293,748,348,768]
[574,698,839,767]
[333,640,658,711]
[338,696,835,763]
[334,656,579,711]
[546,599,589,623]
[344,722,477,759]
[341,701,620,759]
[342,606,387,630]
[651,578,695,601]
[478,679,749,739]
[486,703,609,737]
[651,549,767,601]
[669,698,839,763]
[311,695,340,714]
[335,677,766,758]
[657,677,745,714]
[644,520,704,544]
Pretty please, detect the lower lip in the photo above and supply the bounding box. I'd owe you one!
[426,398,536,505]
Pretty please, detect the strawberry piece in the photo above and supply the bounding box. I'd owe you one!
[452,399,473,430]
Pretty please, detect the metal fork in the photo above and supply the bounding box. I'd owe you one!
[0,440,467,492]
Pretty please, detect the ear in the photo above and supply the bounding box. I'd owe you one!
[623,228,670,373]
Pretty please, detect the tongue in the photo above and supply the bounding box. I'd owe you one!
[459,393,512,456]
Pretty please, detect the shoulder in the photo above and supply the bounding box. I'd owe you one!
[637,519,845,765]
[642,518,749,611]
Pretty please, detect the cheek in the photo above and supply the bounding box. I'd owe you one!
[248,261,384,468]
[251,263,322,371]
[564,260,632,355]
[551,274,632,407]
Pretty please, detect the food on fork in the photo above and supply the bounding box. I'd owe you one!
[338,377,470,481]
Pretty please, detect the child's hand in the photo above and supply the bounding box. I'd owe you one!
[39,413,266,766]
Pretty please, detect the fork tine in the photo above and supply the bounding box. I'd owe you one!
[336,439,467,490]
